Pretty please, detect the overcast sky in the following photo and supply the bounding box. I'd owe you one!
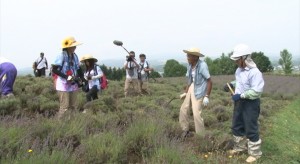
[0,0,299,69]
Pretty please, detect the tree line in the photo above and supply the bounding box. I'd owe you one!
[94,49,294,80]
[163,49,294,77]
[99,65,162,81]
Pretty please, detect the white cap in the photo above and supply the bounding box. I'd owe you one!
[230,44,252,60]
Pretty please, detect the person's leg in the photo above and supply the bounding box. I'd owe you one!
[90,85,99,100]
[57,91,69,118]
[124,78,131,97]
[41,67,46,76]
[190,84,205,134]
[179,85,192,132]
[243,99,262,161]
[142,79,149,94]
[230,100,247,153]
[133,79,140,95]
[37,69,41,77]
[69,91,78,111]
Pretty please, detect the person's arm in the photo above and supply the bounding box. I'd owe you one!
[132,59,140,69]
[124,61,129,69]
[91,66,103,80]
[205,78,212,97]
[52,65,67,79]
[45,58,48,69]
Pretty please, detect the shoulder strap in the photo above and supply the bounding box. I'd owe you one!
[37,57,44,65]
[94,64,98,75]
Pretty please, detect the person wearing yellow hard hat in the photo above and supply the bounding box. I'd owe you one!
[51,36,85,119]
[80,54,103,102]
[225,44,264,163]
[179,47,212,137]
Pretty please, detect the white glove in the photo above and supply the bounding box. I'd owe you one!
[180,93,187,99]
[203,97,209,106]
[67,75,73,81]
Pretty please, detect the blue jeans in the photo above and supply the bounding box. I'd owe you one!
[232,99,261,142]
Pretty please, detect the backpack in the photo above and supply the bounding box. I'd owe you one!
[94,65,108,90]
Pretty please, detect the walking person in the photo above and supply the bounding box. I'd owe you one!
[0,57,17,98]
[34,52,48,77]
[224,44,264,163]
[51,36,85,119]
[124,51,140,97]
[179,48,212,137]
[138,54,153,95]
[80,54,103,102]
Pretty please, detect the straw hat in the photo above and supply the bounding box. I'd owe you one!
[61,36,82,49]
[183,48,204,57]
[80,54,98,62]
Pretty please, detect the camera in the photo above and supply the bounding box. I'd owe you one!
[71,77,83,86]
[126,56,133,62]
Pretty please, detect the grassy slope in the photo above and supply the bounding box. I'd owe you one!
[262,97,300,163]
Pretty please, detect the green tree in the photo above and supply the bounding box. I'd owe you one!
[205,53,236,75]
[251,52,273,72]
[205,57,218,75]
[217,53,236,75]
[279,49,293,74]
[149,70,161,78]
[163,59,187,77]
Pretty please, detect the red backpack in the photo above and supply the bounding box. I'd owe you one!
[94,65,108,90]
[100,74,108,90]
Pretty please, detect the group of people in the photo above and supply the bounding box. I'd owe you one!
[49,36,154,118]
[181,44,264,163]
[0,36,264,163]
[124,51,153,97]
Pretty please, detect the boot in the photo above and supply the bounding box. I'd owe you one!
[246,139,262,163]
[228,135,247,155]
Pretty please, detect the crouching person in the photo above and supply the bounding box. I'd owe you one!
[0,57,17,98]
[179,48,212,137]
[52,36,85,119]
[80,54,103,102]
[225,44,264,163]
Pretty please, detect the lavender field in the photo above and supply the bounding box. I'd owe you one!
[0,74,299,163]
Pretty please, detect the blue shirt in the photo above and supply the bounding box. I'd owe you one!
[187,60,211,99]
[53,51,80,92]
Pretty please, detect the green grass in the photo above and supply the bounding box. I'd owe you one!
[1,75,300,163]
[262,97,300,163]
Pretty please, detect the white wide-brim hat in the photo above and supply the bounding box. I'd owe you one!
[80,54,98,62]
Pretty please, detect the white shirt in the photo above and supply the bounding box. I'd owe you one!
[139,61,149,75]
[235,67,264,94]
[35,56,48,69]
[84,65,103,90]
[124,61,138,79]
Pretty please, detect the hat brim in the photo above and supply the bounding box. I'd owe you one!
[183,50,204,57]
[63,42,83,49]
[81,57,98,62]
